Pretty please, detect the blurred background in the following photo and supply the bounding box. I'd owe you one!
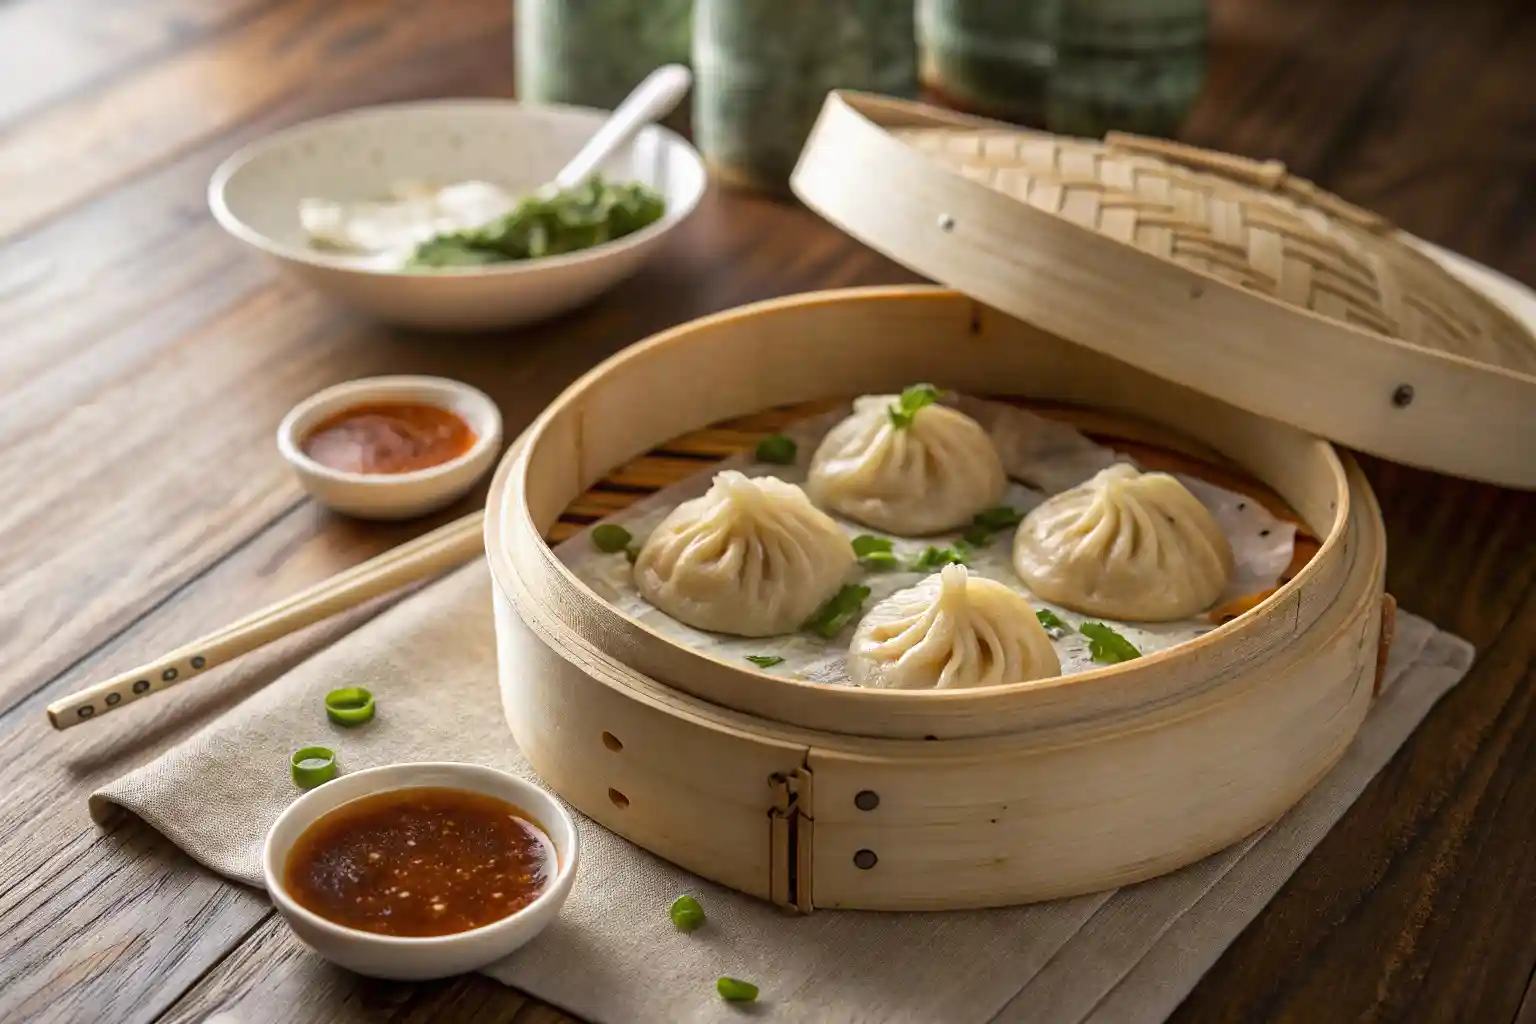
[518,0,1212,193]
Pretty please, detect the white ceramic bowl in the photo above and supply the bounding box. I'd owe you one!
[209,99,706,331]
[277,375,502,520]
[263,761,580,981]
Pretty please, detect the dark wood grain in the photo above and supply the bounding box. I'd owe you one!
[155,915,554,1024]
[0,0,1532,1021]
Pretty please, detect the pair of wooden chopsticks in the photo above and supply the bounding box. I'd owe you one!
[45,511,486,731]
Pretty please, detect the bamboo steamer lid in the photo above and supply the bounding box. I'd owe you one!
[790,91,1536,489]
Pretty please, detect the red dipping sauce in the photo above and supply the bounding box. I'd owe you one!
[301,402,477,475]
[283,787,556,937]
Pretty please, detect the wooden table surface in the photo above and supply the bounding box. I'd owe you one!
[1,0,1533,1021]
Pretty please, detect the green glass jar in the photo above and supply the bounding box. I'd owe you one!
[515,0,693,121]
[1046,0,1209,138]
[917,0,1061,125]
[693,0,918,194]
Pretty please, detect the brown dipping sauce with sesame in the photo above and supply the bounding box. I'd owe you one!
[284,787,555,937]
[301,402,476,475]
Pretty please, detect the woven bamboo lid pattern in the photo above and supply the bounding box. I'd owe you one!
[896,127,1536,377]
[791,91,1536,489]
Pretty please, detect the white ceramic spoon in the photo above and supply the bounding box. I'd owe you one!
[309,64,694,267]
[552,63,692,190]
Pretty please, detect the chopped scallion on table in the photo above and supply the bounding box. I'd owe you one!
[290,746,337,789]
[755,433,797,465]
[1080,622,1142,663]
[324,686,375,727]
[745,655,784,669]
[670,894,706,932]
[592,523,633,554]
[716,977,759,1003]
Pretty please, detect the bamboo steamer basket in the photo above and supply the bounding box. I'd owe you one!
[483,93,1536,912]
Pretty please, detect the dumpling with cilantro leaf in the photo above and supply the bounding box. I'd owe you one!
[1012,464,1233,621]
[807,385,1006,535]
[847,564,1061,690]
[634,471,854,637]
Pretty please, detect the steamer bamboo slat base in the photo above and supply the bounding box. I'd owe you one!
[485,286,1389,912]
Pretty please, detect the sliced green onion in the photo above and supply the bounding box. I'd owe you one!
[1080,622,1142,664]
[973,505,1024,530]
[1035,608,1070,638]
[887,383,940,428]
[290,746,337,789]
[716,977,759,1003]
[624,543,641,564]
[745,655,785,669]
[852,535,900,571]
[851,534,893,557]
[592,523,633,553]
[670,894,706,932]
[961,523,994,547]
[964,506,1025,546]
[405,177,665,269]
[324,687,375,727]
[859,551,902,572]
[803,584,871,638]
[755,434,797,464]
[908,543,970,572]
[962,506,1024,547]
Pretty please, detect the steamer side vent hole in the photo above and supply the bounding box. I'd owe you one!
[602,733,628,807]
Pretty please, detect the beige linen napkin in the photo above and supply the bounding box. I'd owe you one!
[91,561,1474,1024]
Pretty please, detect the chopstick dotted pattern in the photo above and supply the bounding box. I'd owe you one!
[71,652,209,720]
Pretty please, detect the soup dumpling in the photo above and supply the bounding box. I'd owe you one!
[808,388,1006,536]
[634,471,855,637]
[1012,464,1233,621]
[848,564,1061,690]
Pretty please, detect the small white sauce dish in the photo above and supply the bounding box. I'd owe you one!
[208,99,706,331]
[263,761,580,981]
[277,375,502,520]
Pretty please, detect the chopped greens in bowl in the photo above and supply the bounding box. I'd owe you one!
[406,177,667,270]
